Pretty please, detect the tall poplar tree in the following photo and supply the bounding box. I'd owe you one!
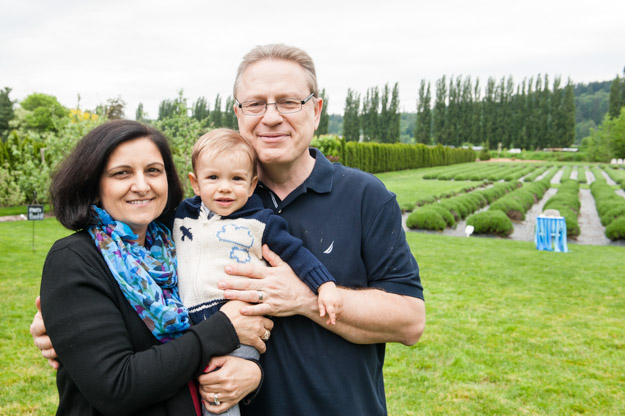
[343,88,361,141]
[362,87,379,141]
[316,89,329,136]
[415,80,432,144]
[432,76,448,144]
[388,83,400,143]
[192,96,210,126]
[223,96,237,129]
[210,94,223,127]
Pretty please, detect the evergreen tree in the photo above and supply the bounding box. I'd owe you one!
[415,80,432,144]
[192,96,210,125]
[379,84,390,142]
[343,88,360,141]
[432,76,447,144]
[135,102,146,122]
[210,94,223,127]
[446,76,459,146]
[223,96,237,129]
[471,78,482,145]
[317,89,329,136]
[0,87,14,140]
[460,76,473,145]
[483,77,496,148]
[388,83,400,143]
[362,87,379,141]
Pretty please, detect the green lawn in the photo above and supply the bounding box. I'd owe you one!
[0,204,51,217]
[2,219,624,415]
[376,166,483,210]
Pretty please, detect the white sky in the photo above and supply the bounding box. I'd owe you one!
[1,0,624,117]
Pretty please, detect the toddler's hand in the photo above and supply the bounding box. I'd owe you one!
[318,282,342,325]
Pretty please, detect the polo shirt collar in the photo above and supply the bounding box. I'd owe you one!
[305,148,333,194]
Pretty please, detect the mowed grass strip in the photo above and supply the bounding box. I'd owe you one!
[386,232,625,415]
[2,219,624,415]
[376,167,483,210]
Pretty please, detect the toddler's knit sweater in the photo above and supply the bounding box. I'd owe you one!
[173,195,336,323]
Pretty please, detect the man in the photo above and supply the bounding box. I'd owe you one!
[31,44,425,415]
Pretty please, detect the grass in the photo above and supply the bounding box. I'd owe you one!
[0,219,71,415]
[386,233,625,415]
[2,211,624,414]
[376,167,482,210]
[0,204,50,217]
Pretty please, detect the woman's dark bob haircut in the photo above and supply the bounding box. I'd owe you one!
[50,119,183,231]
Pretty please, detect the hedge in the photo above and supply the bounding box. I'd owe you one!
[340,141,476,174]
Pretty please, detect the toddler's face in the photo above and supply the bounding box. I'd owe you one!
[189,150,257,216]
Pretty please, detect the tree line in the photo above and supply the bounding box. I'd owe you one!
[414,74,576,150]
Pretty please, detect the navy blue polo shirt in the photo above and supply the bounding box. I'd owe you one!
[242,148,423,416]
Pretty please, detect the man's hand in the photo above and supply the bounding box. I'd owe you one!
[219,244,317,318]
[30,296,59,369]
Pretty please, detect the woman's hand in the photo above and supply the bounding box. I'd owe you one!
[30,296,59,369]
[219,300,273,353]
[198,355,262,414]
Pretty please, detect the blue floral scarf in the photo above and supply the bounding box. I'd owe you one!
[88,206,190,342]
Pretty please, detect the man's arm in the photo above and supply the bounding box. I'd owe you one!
[30,296,59,369]
[220,245,425,346]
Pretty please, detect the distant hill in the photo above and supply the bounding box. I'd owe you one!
[574,80,611,141]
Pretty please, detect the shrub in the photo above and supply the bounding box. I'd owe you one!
[479,148,491,161]
[466,210,513,236]
[430,205,456,228]
[489,197,526,220]
[603,206,625,226]
[405,207,446,231]
[0,165,25,207]
[605,217,625,240]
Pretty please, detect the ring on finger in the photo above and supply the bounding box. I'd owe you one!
[261,328,271,341]
[214,392,220,406]
[257,290,264,302]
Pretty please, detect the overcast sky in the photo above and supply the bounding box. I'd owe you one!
[1,0,624,117]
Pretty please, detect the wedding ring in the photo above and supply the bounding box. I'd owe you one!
[257,290,264,302]
[214,392,220,406]
[261,329,271,341]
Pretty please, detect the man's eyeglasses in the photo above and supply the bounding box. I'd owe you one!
[236,93,315,116]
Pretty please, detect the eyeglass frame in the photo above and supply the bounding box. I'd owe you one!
[235,92,316,116]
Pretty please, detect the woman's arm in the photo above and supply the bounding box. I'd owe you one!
[40,239,240,414]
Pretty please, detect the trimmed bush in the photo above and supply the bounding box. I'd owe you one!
[466,210,513,236]
[603,206,625,226]
[605,217,625,240]
[430,205,456,227]
[406,207,446,231]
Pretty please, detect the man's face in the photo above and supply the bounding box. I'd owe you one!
[234,59,322,168]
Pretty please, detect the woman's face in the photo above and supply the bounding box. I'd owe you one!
[99,137,168,243]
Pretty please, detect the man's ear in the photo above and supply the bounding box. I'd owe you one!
[313,97,323,130]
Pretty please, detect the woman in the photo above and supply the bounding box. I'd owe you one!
[40,120,272,415]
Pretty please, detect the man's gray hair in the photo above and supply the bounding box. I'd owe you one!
[233,44,319,98]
